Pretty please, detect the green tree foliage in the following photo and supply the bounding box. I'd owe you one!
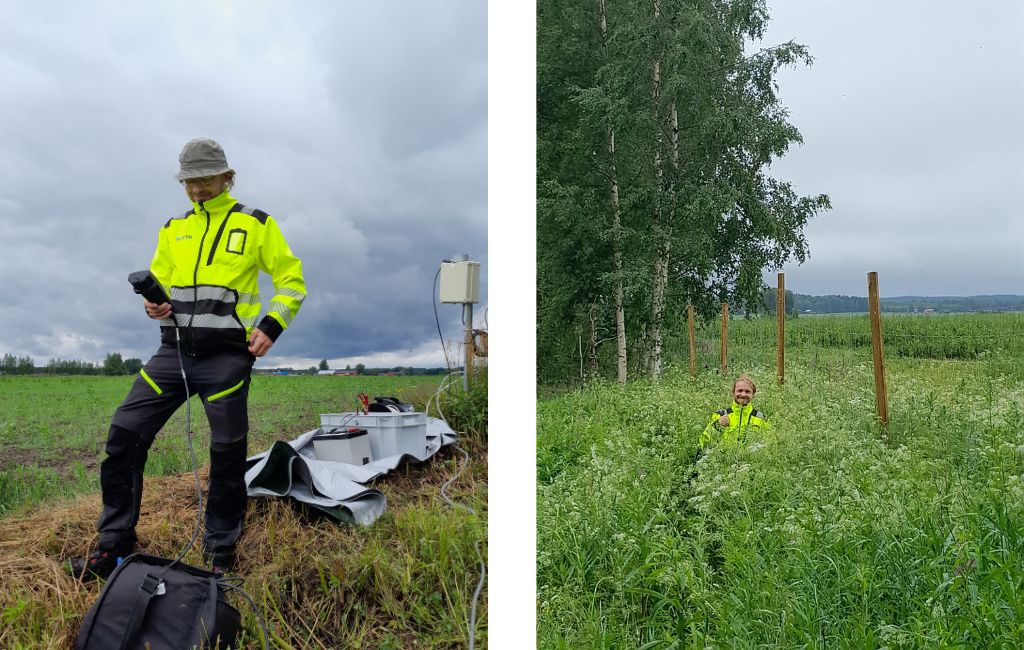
[760,287,798,316]
[537,1,619,385]
[1,353,35,374]
[43,358,98,375]
[123,358,143,374]
[103,352,126,376]
[319,359,329,371]
[537,0,830,385]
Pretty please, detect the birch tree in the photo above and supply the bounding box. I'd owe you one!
[537,0,830,385]
[598,0,629,384]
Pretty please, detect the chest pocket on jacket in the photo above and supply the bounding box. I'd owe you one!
[225,228,247,255]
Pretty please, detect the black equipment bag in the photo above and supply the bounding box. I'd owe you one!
[74,553,241,650]
[368,396,413,412]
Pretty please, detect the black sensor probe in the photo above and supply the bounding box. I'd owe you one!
[128,270,170,305]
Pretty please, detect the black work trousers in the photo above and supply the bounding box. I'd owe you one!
[97,344,255,556]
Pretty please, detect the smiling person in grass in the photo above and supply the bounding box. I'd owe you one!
[699,373,770,448]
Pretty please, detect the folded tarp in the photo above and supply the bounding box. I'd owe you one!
[245,416,457,525]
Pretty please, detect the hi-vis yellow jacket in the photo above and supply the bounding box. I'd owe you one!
[151,190,306,356]
[699,401,770,448]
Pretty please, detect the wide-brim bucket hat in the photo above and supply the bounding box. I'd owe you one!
[174,137,234,181]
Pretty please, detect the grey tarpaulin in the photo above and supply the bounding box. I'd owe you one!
[244,416,458,525]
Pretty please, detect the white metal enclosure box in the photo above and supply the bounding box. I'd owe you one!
[439,260,481,303]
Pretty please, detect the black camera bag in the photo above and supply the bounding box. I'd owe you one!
[73,553,241,650]
[368,396,413,412]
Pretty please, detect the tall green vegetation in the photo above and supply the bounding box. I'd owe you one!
[537,335,1024,647]
[538,0,830,386]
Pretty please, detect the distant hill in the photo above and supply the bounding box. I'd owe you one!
[792,293,1024,314]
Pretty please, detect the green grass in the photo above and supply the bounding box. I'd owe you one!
[663,312,1024,379]
[0,374,442,515]
[0,372,487,648]
[538,315,1024,648]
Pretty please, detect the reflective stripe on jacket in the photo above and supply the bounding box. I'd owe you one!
[151,190,306,355]
[699,401,769,448]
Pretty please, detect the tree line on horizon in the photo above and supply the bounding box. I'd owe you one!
[261,360,451,376]
[0,352,142,376]
[786,292,1024,314]
[0,353,453,377]
[645,289,1024,318]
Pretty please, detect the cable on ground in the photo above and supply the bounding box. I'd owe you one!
[428,370,486,650]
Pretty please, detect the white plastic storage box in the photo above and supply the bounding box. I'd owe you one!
[312,427,373,465]
[319,412,428,459]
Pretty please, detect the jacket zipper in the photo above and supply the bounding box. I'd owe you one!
[740,405,754,442]
[206,203,236,266]
[190,203,212,354]
[730,403,752,442]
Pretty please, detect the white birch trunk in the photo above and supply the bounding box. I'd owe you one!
[647,0,667,379]
[611,128,627,385]
[599,0,628,384]
[649,104,679,379]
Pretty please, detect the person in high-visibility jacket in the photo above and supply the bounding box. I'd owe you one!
[68,138,306,581]
[699,374,770,448]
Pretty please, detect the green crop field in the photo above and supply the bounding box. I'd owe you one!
[0,373,488,648]
[538,313,1024,648]
[0,374,445,515]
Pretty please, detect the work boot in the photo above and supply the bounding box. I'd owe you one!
[205,547,236,575]
[65,546,130,582]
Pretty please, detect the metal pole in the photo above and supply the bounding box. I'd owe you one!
[463,302,473,390]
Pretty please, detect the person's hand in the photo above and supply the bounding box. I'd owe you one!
[248,328,273,357]
[144,299,172,320]
[718,414,730,427]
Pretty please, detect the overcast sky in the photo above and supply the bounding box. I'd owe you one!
[757,0,1023,297]
[0,1,487,369]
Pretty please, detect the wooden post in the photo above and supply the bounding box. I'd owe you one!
[776,273,785,385]
[720,302,728,374]
[868,272,889,429]
[687,304,696,377]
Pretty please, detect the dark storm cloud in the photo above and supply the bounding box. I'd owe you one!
[0,1,486,369]
[757,0,1024,297]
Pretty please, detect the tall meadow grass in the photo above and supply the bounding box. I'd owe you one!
[539,314,1024,647]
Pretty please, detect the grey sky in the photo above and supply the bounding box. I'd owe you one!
[0,1,487,370]
[757,0,1023,297]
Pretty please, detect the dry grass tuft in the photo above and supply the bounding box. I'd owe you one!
[1,444,487,649]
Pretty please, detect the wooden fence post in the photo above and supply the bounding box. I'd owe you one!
[868,272,889,430]
[720,302,729,374]
[777,273,785,385]
[687,304,697,378]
